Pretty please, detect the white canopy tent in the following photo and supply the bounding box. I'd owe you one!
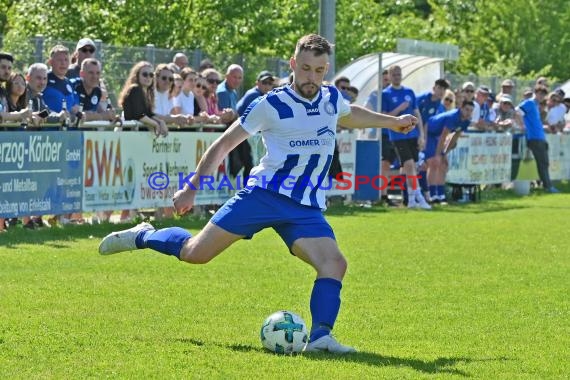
[334,52,445,106]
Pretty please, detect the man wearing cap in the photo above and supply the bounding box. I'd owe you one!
[472,85,494,131]
[496,79,515,102]
[494,94,525,180]
[515,85,559,193]
[67,38,96,80]
[236,70,274,116]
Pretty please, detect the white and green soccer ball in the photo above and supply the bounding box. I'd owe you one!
[260,311,308,354]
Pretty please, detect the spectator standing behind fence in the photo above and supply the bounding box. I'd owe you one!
[67,38,96,80]
[0,52,29,127]
[192,75,209,116]
[471,86,493,131]
[5,72,34,128]
[545,92,566,133]
[152,63,192,128]
[233,70,275,182]
[201,68,234,125]
[219,64,252,180]
[494,94,524,181]
[118,61,168,223]
[382,65,430,209]
[43,45,78,131]
[442,89,455,111]
[6,72,42,229]
[495,79,515,106]
[25,63,64,128]
[75,58,118,123]
[515,85,559,193]
[173,53,189,72]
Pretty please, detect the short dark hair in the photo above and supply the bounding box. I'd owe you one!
[347,86,359,96]
[534,85,548,95]
[334,76,350,87]
[295,34,333,57]
[461,100,475,108]
[0,52,14,63]
[435,79,450,89]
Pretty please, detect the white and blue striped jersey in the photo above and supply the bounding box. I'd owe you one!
[239,84,351,209]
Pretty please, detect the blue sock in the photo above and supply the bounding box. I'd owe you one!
[437,185,446,198]
[429,185,437,198]
[135,227,191,259]
[309,278,342,342]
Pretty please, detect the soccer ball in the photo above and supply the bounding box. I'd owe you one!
[260,311,308,354]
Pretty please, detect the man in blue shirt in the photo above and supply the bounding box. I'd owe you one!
[43,45,79,130]
[231,70,275,181]
[416,79,449,126]
[516,85,559,193]
[382,65,429,209]
[415,78,450,202]
[424,101,474,202]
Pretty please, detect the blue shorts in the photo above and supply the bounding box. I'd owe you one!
[210,186,335,250]
[423,135,440,160]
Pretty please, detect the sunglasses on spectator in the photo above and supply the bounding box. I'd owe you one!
[339,86,348,90]
[207,78,221,84]
[141,72,154,78]
[463,89,474,93]
[195,83,207,89]
[444,97,453,102]
[160,75,174,82]
[79,47,95,54]
[261,80,273,86]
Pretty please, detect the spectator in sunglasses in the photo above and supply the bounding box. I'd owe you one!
[66,38,96,80]
[153,63,193,128]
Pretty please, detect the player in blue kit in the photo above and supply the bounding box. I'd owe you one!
[99,34,417,354]
[382,65,430,209]
[424,100,474,202]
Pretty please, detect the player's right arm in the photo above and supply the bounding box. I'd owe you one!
[339,104,417,134]
[173,120,249,214]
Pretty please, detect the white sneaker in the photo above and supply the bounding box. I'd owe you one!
[304,334,356,354]
[416,194,432,210]
[99,222,155,255]
[407,198,418,209]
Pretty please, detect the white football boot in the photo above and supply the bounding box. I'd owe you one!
[304,335,357,354]
[99,222,155,255]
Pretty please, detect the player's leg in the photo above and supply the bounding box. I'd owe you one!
[291,237,355,354]
[99,189,262,260]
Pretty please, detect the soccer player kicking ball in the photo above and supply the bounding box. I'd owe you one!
[99,34,417,354]
[424,100,475,203]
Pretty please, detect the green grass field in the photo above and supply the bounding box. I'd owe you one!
[1,190,569,379]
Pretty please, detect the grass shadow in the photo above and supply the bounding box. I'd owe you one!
[221,342,511,376]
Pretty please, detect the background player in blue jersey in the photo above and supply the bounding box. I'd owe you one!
[424,100,474,202]
[99,34,417,354]
[416,79,450,202]
[382,65,430,209]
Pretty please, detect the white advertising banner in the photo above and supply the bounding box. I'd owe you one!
[447,133,512,184]
[82,131,228,211]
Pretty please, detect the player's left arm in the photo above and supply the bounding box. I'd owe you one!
[442,127,463,155]
[339,104,417,134]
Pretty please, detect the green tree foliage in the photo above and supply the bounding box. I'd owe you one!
[1,0,569,80]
